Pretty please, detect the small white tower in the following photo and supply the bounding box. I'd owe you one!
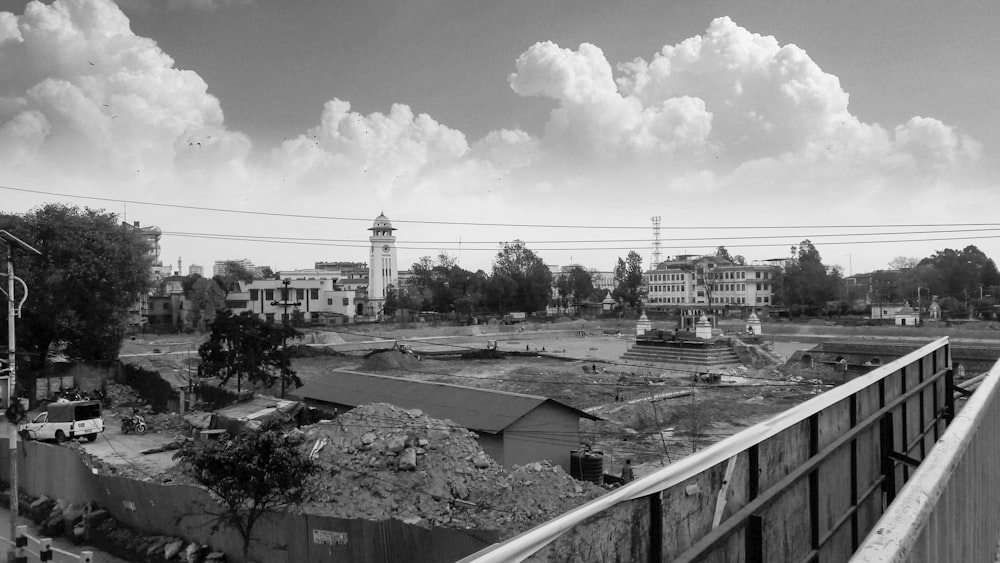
[368,213,398,316]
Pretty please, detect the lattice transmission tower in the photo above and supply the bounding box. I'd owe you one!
[651,216,662,267]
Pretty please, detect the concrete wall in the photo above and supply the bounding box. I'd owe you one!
[502,405,580,471]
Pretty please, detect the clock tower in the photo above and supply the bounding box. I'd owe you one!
[367,213,398,316]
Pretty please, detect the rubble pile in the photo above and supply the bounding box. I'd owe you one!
[103,382,143,407]
[299,403,604,537]
[360,350,422,371]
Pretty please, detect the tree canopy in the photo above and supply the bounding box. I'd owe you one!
[489,241,553,312]
[555,266,595,308]
[404,253,487,315]
[613,251,644,309]
[198,310,303,393]
[174,420,319,558]
[0,204,152,368]
[778,240,840,313]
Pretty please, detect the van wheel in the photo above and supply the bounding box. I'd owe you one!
[85,434,97,442]
[55,430,66,444]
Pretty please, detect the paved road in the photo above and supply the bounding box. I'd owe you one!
[0,507,129,563]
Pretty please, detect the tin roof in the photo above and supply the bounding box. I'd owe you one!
[293,370,598,434]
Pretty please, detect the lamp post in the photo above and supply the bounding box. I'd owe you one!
[1,230,41,560]
[270,278,300,398]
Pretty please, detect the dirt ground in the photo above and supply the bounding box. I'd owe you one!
[114,320,825,481]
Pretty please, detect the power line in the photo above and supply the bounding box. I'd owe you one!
[6,184,1000,233]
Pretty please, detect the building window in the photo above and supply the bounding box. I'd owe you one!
[343,298,350,306]
[265,289,274,301]
[296,289,305,300]
[757,283,762,291]
[756,271,761,279]
[310,288,319,300]
[327,298,333,305]
[764,296,770,303]
[250,289,259,301]
[311,312,320,320]
[757,296,762,303]
[265,313,275,323]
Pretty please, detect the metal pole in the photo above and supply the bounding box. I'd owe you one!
[6,244,18,557]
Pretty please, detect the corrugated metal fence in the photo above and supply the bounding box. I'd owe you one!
[460,337,958,562]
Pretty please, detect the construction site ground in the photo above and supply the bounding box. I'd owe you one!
[113,319,830,482]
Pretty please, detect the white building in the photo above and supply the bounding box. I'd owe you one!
[367,213,398,317]
[227,278,356,324]
[644,255,780,311]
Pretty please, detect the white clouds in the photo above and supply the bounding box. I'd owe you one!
[0,2,993,274]
[505,15,986,211]
[0,0,250,190]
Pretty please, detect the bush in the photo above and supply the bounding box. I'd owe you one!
[119,364,173,413]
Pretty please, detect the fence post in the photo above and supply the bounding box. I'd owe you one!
[13,524,28,563]
[38,537,52,561]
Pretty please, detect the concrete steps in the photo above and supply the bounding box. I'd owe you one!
[621,342,743,370]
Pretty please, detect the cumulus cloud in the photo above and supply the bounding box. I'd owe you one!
[508,16,982,198]
[0,0,250,191]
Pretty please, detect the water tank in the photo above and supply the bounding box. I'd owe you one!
[570,449,604,484]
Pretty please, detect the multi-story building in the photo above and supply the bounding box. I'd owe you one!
[122,220,165,331]
[645,255,780,314]
[188,264,204,276]
[213,258,255,277]
[227,278,356,324]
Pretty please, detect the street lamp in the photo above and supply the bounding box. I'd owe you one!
[270,278,300,398]
[1,230,41,561]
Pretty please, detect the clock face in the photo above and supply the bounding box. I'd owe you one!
[382,245,390,252]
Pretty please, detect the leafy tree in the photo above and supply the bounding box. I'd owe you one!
[405,253,486,314]
[212,260,254,297]
[383,286,399,317]
[888,256,918,270]
[185,274,226,330]
[613,251,644,309]
[555,266,595,308]
[174,420,319,559]
[715,246,746,266]
[0,204,151,367]
[490,241,552,312]
[779,240,838,314]
[198,310,303,393]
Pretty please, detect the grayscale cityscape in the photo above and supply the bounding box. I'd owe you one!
[1,1,998,562]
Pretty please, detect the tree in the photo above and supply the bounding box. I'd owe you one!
[383,285,399,317]
[198,310,303,393]
[174,420,319,559]
[491,241,553,312]
[613,251,644,309]
[715,246,746,266]
[888,256,918,270]
[555,266,595,308]
[779,240,838,314]
[185,274,226,331]
[212,260,254,297]
[0,204,151,367]
[405,254,485,314]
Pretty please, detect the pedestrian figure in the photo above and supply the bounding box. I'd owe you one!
[622,459,634,483]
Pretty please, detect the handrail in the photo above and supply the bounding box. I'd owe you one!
[850,347,1000,561]
[460,337,951,562]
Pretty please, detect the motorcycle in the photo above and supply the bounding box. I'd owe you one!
[121,413,147,435]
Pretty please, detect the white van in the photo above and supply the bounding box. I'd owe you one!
[19,400,105,443]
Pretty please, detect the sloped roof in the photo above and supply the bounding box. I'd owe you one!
[293,370,598,434]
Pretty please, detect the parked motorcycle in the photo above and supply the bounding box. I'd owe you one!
[121,413,147,434]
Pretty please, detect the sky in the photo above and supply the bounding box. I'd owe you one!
[1,0,999,277]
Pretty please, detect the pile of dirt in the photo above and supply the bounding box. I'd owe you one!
[104,383,143,407]
[360,350,422,371]
[298,403,604,537]
[303,331,347,345]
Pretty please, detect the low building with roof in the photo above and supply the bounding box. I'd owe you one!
[292,370,600,471]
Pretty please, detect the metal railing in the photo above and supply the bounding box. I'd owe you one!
[850,348,1000,562]
[460,337,954,562]
[2,525,95,562]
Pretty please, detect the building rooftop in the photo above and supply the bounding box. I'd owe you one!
[293,369,598,434]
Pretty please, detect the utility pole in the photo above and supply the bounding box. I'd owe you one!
[1,230,41,561]
[270,278,300,398]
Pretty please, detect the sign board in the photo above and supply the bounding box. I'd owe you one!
[312,529,348,546]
